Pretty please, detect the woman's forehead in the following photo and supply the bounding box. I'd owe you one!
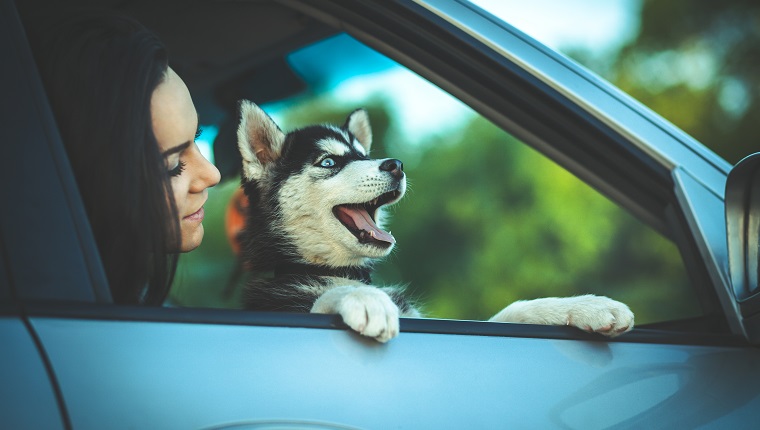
[151,68,197,152]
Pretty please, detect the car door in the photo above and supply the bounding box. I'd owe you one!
[1,1,81,428]
[6,0,760,428]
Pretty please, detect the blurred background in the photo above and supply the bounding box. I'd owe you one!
[169,0,759,325]
[475,0,759,165]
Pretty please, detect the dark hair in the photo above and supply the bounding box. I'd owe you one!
[35,14,179,305]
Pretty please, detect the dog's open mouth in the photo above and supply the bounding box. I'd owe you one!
[333,190,401,247]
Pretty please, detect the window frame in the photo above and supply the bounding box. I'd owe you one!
[1,0,110,305]
[280,0,732,331]
[5,0,742,343]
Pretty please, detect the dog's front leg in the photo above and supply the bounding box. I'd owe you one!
[312,285,400,342]
[489,294,634,337]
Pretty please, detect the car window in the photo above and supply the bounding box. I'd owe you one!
[469,0,757,166]
[170,33,702,326]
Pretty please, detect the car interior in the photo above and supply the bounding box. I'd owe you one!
[19,0,336,172]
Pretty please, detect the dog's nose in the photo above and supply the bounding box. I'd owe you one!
[380,159,404,179]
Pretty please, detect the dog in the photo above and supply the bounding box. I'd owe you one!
[236,100,634,342]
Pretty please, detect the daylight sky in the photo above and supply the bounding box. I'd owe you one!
[470,0,641,54]
[199,0,642,160]
[338,0,640,142]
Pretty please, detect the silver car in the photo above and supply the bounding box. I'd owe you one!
[3,0,759,428]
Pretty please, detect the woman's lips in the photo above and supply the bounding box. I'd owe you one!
[183,206,205,222]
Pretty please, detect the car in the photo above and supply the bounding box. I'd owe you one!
[3,0,760,428]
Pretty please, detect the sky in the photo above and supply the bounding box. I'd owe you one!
[470,0,641,55]
[199,0,642,161]
[324,0,644,142]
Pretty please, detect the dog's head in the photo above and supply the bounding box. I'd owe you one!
[237,100,406,268]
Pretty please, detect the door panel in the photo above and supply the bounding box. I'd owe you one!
[33,317,760,428]
[0,318,65,429]
[1,0,110,303]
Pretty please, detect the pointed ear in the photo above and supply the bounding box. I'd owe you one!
[344,108,372,153]
[237,100,285,181]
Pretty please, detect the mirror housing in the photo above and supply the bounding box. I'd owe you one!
[725,152,760,341]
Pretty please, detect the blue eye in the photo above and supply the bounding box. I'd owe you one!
[320,158,336,167]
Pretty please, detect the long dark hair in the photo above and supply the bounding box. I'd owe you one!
[34,14,179,305]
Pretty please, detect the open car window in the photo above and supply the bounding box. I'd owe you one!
[171,33,704,328]
[15,0,730,338]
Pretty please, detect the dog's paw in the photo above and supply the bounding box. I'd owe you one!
[312,286,400,343]
[561,295,634,336]
[489,294,634,337]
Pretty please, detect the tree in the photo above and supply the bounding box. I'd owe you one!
[610,0,760,164]
[374,116,695,323]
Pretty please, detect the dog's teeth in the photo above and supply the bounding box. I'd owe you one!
[369,231,376,238]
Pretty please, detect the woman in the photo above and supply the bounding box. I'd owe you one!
[35,14,221,305]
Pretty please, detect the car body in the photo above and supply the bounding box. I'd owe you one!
[3,0,760,428]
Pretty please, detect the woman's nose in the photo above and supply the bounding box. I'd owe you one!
[191,151,221,192]
[202,158,222,189]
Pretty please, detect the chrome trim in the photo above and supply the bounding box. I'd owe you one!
[413,0,731,198]
[673,168,743,336]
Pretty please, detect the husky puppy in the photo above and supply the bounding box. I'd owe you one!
[237,100,634,342]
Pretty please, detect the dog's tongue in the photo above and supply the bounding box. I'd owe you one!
[335,206,395,245]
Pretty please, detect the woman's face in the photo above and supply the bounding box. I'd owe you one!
[151,68,221,252]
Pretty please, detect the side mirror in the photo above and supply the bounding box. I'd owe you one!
[725,152,760,341]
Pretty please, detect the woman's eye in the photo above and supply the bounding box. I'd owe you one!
[319,158,336,167]
[169,160,186,177]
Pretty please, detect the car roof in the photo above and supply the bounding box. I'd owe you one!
[18,0,338,124]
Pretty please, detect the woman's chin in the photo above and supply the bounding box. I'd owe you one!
[179,224,204,253]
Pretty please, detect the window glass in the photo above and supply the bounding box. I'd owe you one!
[170,34,700,325]
[470,0,758,165]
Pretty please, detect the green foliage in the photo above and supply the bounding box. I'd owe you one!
[601,0,760,164]
[172,1,760,325]
[171,97,700,325]
[373,116,697,323]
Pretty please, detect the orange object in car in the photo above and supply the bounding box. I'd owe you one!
[224,187,248,256]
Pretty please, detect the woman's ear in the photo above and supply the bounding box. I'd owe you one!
[344,108,372,153]
[237,99,285,181]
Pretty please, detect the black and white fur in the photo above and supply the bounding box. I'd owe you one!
[237,100,634,342]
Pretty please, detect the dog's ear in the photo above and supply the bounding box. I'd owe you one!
[345,108,372,153]
[237,100,285,180]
